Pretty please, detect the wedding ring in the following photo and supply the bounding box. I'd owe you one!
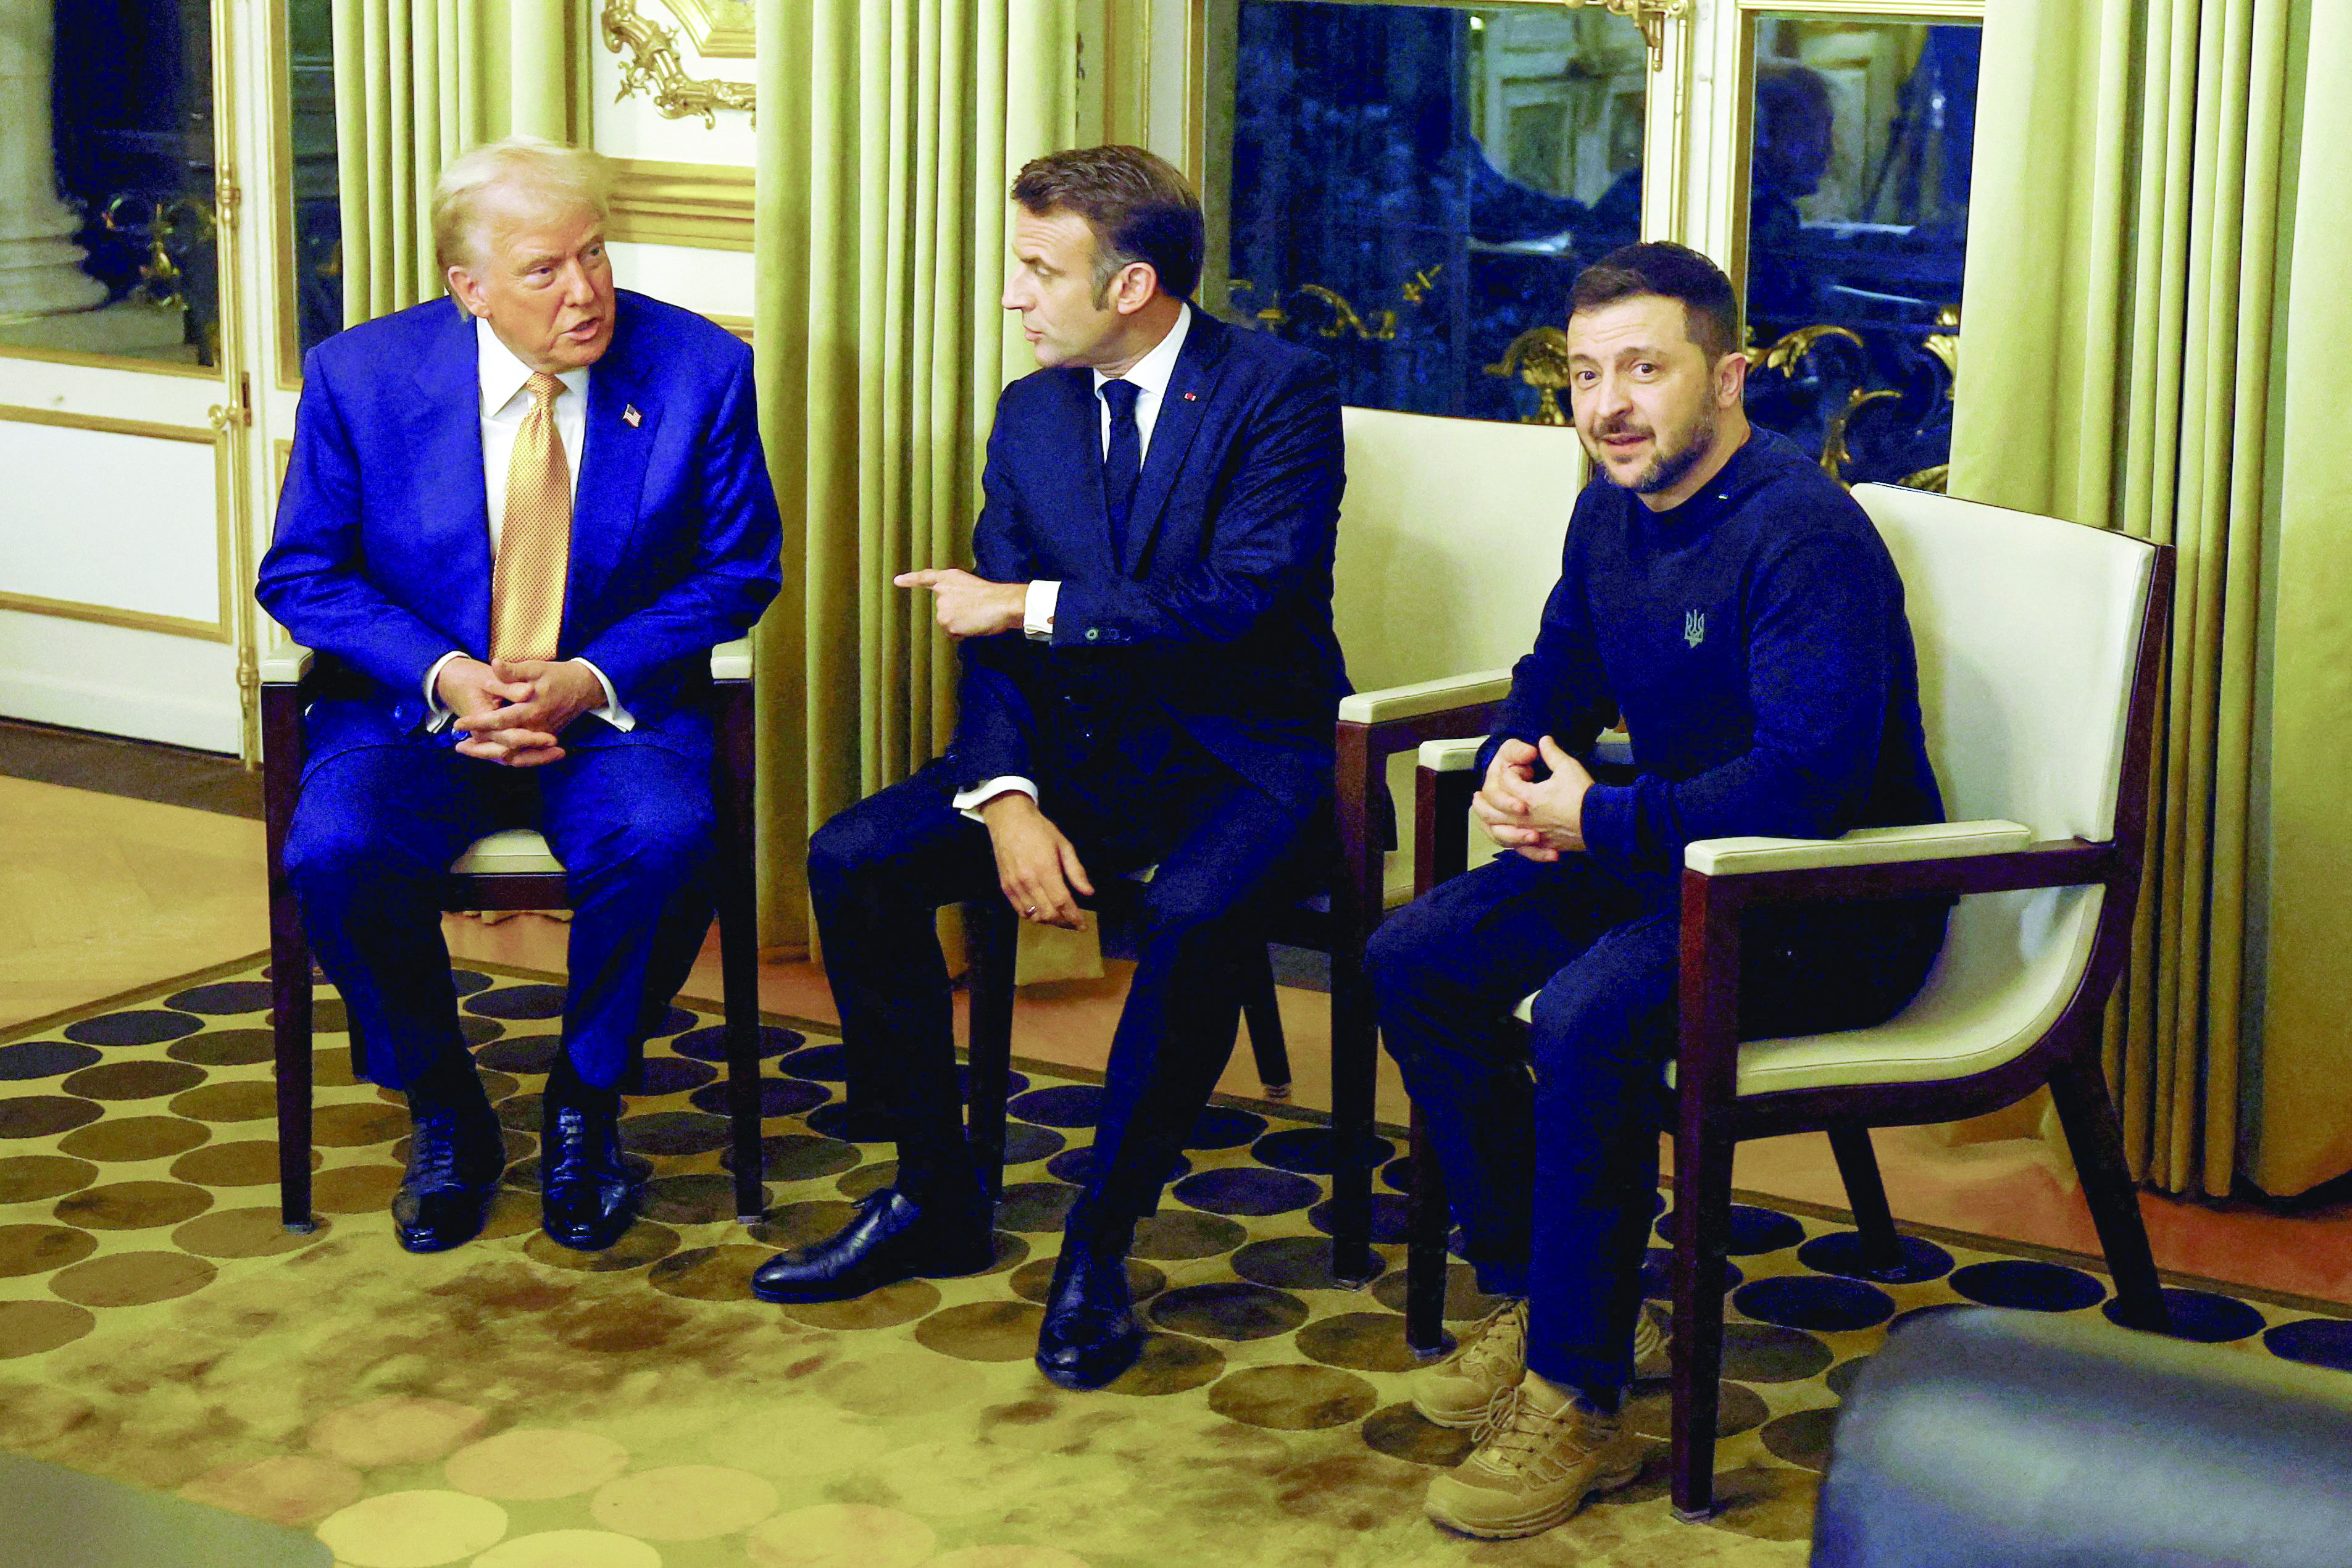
[1024,905,1038,917]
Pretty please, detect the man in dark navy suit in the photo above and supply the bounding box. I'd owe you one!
[751,146,1347,1390]
[257,137,782,1257]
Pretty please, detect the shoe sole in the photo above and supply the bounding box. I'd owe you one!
[1426,1456,1648,1540]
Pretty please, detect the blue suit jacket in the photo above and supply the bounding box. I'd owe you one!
[257,291,783,776]
[946,310,1348,819]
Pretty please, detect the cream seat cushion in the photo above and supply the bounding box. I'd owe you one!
[449,828,564,877]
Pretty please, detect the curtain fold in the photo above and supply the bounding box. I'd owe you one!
[333,0,573,325]
[1953,0,2350,1196]
[751,0,1085,953]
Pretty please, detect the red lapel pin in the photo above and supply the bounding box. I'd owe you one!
[1182,391,1198,401]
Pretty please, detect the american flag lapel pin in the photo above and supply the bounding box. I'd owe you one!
[623,404,643,427]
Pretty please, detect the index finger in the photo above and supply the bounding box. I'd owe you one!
[893,570,940,589]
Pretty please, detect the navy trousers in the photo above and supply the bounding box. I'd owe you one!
[1367,851,1943,1398]
[809,740,1320,1253]
[283,732,719,1091]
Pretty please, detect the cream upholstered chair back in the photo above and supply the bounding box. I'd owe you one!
[1726,486,2160,1093]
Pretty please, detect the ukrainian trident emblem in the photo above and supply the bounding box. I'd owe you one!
[1684,609,1706,649]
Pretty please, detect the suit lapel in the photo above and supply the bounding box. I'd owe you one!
[570,301,657,646]
[1049,369,1120,578]
[405,309,494,656]
[1120,314,1229,577]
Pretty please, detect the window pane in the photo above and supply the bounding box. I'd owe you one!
[1214,1,1648,422]
[1742,18,1979,491]
[288,0,344,360]
[0,0,221,369]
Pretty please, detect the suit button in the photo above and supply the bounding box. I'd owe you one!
[1085,628,1099,641]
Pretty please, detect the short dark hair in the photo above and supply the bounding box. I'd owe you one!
[1567,241,1742,362]
[1011,144,1204,302]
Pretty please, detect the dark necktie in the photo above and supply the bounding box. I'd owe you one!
[1100,377,1143,562]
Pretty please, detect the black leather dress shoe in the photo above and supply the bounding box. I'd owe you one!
[392,1103,505,1253]
[540,1081,642,1253]
[751,1186,995,1303]
[1035,1243,1144,1390]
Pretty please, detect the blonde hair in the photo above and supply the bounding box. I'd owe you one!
[432,135,611,286]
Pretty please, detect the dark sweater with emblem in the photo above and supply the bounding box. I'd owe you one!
[1486,427,1944,896]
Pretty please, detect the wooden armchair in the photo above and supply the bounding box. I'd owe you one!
[1399,484,2177,1519]
[259,639,769,1232]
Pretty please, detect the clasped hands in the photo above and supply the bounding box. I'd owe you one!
[438,657,604,767]
[1475,735,1595,861]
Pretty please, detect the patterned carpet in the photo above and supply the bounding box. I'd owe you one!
[5,959,2351,1568]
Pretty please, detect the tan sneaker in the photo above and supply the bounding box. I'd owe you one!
[1424,1374,1651,1539]
[1630,1299,1671,1382]
[1411,1299,1528,1428]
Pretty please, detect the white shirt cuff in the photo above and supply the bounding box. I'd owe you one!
[951,777,1038,823]
[1024,580,1060,641]
[573,658,635,732]
[423,651,464,733]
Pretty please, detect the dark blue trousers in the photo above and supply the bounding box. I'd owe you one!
[283,733,719,1090]
[1368,851,1942,1398]
[809,744,1320,1253]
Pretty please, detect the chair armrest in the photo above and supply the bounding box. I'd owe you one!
[1685,819,2033,877]
[260,643,314,686]
[1418,737,1485,773]
[1337,669,1512,727]
[709,637,752,682]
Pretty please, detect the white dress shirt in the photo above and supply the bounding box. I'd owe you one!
[423,319,632,732]
[955,303,1193,821]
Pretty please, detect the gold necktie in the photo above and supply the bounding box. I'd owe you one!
[490,371,571,664]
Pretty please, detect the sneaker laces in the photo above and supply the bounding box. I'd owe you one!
[1466,1383,1611,1483]
[1449,1299,1527,1383]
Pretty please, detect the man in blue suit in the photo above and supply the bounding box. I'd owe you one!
[257,137,782,1256]
[751,146,1347,1390]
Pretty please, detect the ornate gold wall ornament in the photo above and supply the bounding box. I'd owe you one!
[1923,304,1960,390]
[1819,387,1901,485]
[655,0,753,58]
[1559,0,1691,70]
[1756,322,1866,376]
[1898,463,1950,493]
[1484,325,1575,426]
[601,0,756,127]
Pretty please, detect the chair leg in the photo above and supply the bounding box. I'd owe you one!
[1404,1103,1452,1357]
[963,899,1017,1207]
[1327,944,1380,1285]
[270,895,317,1233]
[2048,1051,2169,1332]
[717,862,765,1226]
[1825,1120,1907,1278]
[1669,1117,1737,1521]
[1238,943,1291,1101]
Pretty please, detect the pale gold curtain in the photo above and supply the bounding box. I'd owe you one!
[751,1,1095,952]
[332,0,577,323]
[1953,0,2352,1196]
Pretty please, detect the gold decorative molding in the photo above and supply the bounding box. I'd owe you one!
[0,403,236,644]
[601,0,756,127]
[1483,326,1575,427]
[658,0,754,58]
[1564,0,1693,70]
[607,159,755,252]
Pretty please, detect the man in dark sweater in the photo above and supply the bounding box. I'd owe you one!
[1366,243,1948,1541]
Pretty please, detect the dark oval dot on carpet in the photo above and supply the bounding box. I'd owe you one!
[912,1300,1047,1362]
[2262,1316,2352,1373]
[773,1042,849,1080]
[1720,1320,1837,1383]
[457,1017,504,1046]
[672,1024,803,1063]
[1044,1146,1188,1188]
[634,1057,718,1097]
[834,1159,896,1201]
[164,982,274,1015]
[495,1093,544,1133]
[170,1140,309,1187]
[1733,1275,1896,1333]
[462,984,568,1020]
[1370,1261,1504,1324]
[1149,1282,1309,1342]
[955,1065,1032,1103]
[1948,1259,2107,1313]
[1007,1254,1166,1306]
[1107,1332,1226,1396]
[1233,1235,1380,1293]
[1657,1203,1807,1256]
[0,1096,104,1139]
[449,969,494,996]
[1170,1168,1320,1218]
[0,1154,99,1203]
[1185,1106,1268,1149]
[1360,1403,1477,1468]
[994,1180,1079,1233]
[1296,1311,1419,1374]
[166,1082,277,1124]
[1305,1195,1412,1245]
[1822,1354,1873,1402]
[1378,1156,1414,1195]
[642,1174,764,1226]
[1206,1365,1378,1430]
[999,1124,1067,1166]
[1248,1127,1395,1176]
[0,1300,96,1358]
[748,1199,861,1251]
[62,1010,202,1047]
[1643,1246,1745,1299]
[720,1133,861,1182]
[1758,1405,1841,1471]
[522,1220,682,1274]
[1796,1232,1954,1285]
[59,1116,211,1164]
[1008,1084,1105,1129]
[62,1061,208,1101]
[801,1103,893,1144]
[48,1249,217,1307]
[687,1078,828,1119]
[778,1278,945,1333]
[643,1006,698,1039]
[167,1029,275,1067]
[171,1207,331,1259]
[53,1180,214,1230]
[1625,1378,1771,1442]
[1128,1209,1248,1261]
[477,1037,559,1077]
[0,1042,104,1082]
[2104,1287,2266,1343]
[0,1223,99,1278]
[617,1111,733,1157]
[646,1243,770,1302]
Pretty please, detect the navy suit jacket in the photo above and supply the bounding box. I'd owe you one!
[257,290,783,777]
[946,310,1348,819]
